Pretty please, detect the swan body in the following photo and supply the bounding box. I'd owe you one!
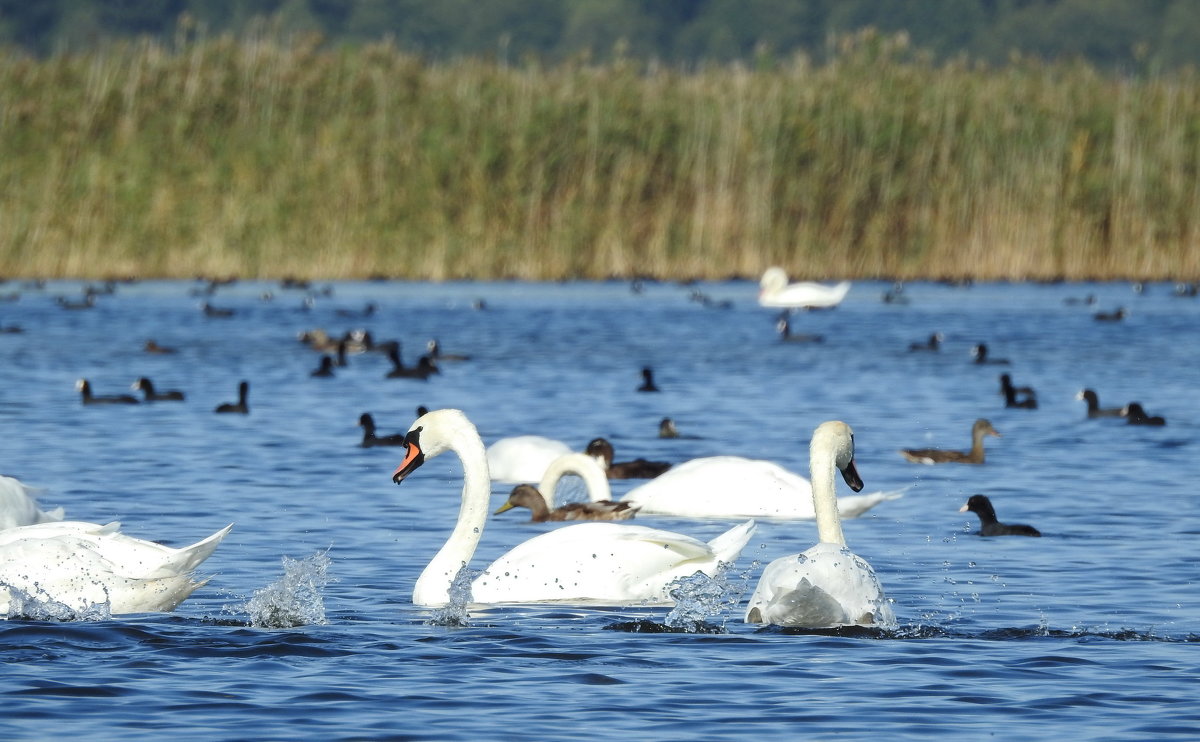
[485,434,573,483]
[392,409,755,607]
[0,475,64,529]
[758,267,851,309]
[0,521,232,616]
[745,421,894,628]
[620,455,901,520]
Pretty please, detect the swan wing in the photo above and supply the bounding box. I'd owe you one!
[486,436,573,483]
[623,457,818,518]
[0,475,64,529]
[745,542,893,628]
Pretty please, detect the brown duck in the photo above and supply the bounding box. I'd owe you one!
[900,419,1000,464]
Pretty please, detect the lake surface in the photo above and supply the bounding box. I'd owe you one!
[1,278,1198,740]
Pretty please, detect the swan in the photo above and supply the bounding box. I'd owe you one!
[758,267,851,310]
[0,475,64,529]
[485,434,573,483]
[0,521,232,616]
[391,409,756,607]
[619,454,903,520]
[745,421,895,628]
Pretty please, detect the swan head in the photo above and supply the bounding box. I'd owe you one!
[759,266,787,294]
[812,421,864,492]
[391,408,473,483]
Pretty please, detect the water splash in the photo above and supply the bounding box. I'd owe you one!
[2,584,112,622]
[663,563,747,633]
[240,551,332,628]
[427,564,477,627]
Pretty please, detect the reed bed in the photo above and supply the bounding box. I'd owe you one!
[0,30,1197,281]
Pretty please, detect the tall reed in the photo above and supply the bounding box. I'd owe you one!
[0,29,1196,280]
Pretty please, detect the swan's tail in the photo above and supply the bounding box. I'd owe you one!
[160,524,234,575]
[837,486,910,519]
[706,519,756,564]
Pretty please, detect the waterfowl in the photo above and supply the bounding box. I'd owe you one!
[1077,389,1123,418]
[960,494,1041,537]
[971,343,1010,365]
[485,434,573,483]
[335,302,377,318]
[385,346,439,380]
[658,417,680,439]
[359,412,406,447]
[908,332,943,352]
[56,295,95,310]
[201,302,235,318]
[214,381,249,414]
[901,419,1000,464]
[493,453,638,522]
[637,366,660,392]
[1063,293,1096,305]
[0,521,232,616]
[426,339,471,362]
[584,438,671,479]
[776,316,824,343]
[881,282,909,304]
[758,267,851,310]
[1123,402,1165,426]
[76,379,139,405]
[311,356,336,378]
[143,339,177,354]
[0,475,64,529]
[131,377,185,401]
[391,409,756,607]
[745,421,895,628]
[1094,307,1127,322]
[620,452,903,520]
[1000,373,1038,409]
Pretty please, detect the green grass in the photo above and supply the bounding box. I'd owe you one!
[1,29,1197,280]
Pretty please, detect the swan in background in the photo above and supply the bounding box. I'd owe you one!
[0,521,232,616]
[486,433,573,483]
[745,421,895,628]
[391,409,756,607]
[0,475,64,529]
[758,267,851,310]
[619,454,903,520]
[900,419,1000,464]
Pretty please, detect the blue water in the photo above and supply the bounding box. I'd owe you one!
[1,278,1198,740]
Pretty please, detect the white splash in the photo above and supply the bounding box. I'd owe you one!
[427,564,477,627]
[664,563,746,632]
[2,583,112,622]
[241,551,332,628]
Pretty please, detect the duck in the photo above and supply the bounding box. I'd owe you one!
[1063,293,1096,305]
[143,339,177,354]
[758,267,851,310]
[56,295,96,310]
[1123,402,1166,426]
[0,475,64,530]
[214,381,249,414]
[999,373,1038,409]
[335,302,377,318]
[658,417,680,439]
[619,451,903,520]
[0,520,232,616]
[131,377,186,401]
[637,366,660,392]
[584,438,671,479]
[311,356,336,378]
[385,345,439,380]
[390,409,756,607]
[971,343,1010,365]
[200,301,235,318]
[908,332,943,352]
[426,339,471,362]
[776,316,824,343]
[744,421,895,628]
[493,453,639,522]
[485,434,574,483]
[358,412,406,447]
[901,419,1000,464]
[1094,307,1127,322]
[1077,389,1123,418]
[959,494,1041,537]
[76,379,139,405]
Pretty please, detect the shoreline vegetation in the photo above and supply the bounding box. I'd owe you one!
[1,28,1198,282]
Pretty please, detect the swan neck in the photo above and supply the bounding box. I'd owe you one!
[413,423,490,605]
[538,453,612,507]
[810,440,847,546]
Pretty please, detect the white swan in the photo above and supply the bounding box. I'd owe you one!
[620,455,902,519]
[485,434,573,483]
[391,409,756,607]
[0,521,232,616]
[745,421,895,628]
[758,267,851,309]
[534,452,614,507]
[0,475,65,529]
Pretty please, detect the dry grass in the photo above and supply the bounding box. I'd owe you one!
[0,29,1197,281]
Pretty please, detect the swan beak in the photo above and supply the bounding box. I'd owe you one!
[840,458,865,492]
[493,501,516,515]
[391,438,426,484]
